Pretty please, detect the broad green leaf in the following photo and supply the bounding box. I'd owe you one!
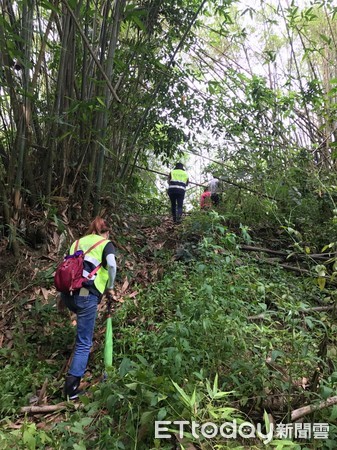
[140,410,156,425]
[158,407,167,421]
[271,350,284,361]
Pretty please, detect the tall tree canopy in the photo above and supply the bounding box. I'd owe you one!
[2,0,337,253]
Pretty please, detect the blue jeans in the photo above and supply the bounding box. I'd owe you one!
[61,292,99,377]
[168,189,185,222]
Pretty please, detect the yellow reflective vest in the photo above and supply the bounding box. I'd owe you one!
[168,169,189,190]
[70,234,110,294]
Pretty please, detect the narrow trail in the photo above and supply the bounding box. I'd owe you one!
[2,210,337,440]
[0,212,184,370]
[0,212,188,427]
[110,214,185,299]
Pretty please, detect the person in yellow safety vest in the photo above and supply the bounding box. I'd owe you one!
[167,162,189,223]
[61,216,117,400]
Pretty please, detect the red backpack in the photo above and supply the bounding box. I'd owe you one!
[54,238,106,294]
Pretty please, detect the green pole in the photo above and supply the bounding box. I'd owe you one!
[104,298,113,370]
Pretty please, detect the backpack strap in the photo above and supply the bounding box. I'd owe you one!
[87,264,102,279]
[83,238,108,279]
[74,239,80,252]
[83,238,107,255]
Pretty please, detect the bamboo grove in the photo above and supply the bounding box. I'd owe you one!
[2,0,337,255]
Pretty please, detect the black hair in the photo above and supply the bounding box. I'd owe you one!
[175,162,184,169]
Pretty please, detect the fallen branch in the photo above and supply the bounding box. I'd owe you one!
[248,253,337,287]
[248,305,335,321]
[276,262,311,274]
[241,245,333,261]
[265,358,309,390]
[291,396,337,421]
[37,377,49,405]
[20,402,67,414]
[301,305,336,313]
[241,245,288,257]
[249,252,311,275]
[266,357,290,382]
[248,312,277,321]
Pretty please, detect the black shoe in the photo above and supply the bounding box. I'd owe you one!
[64,375,82,400]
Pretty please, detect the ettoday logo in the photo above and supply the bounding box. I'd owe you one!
[155,419,274,444]
[155,420,329,444]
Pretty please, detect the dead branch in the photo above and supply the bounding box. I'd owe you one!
[301,306,336,313]
[241,245,333,262]
[241,245,289,257]
[291,396,337,421]
[266,358,309,390]
[266,357,290,382]
[248,312,277,321]
[248,305,335,321]
[276,262,311,274]
[20,402,68,414]
[249,252,312,275]
[37,377,49,405]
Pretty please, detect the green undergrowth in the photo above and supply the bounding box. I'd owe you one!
[0,298,74,416]
[1,212,337,449]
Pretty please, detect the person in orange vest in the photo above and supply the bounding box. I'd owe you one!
[167,162,189,223]
[200,186,212,209]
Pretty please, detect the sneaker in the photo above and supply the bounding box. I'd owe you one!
[64,375,82,400]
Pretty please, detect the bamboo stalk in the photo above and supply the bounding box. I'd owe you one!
[20,402,68,414]
[291,396,337,422]
[62,0,121,103]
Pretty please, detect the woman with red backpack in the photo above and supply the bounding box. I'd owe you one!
[60,216,117,399]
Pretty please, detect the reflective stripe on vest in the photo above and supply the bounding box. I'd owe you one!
[169,169,188,190]
[70,234,110,294]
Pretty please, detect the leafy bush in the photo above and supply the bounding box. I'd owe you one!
[1,211,336,448]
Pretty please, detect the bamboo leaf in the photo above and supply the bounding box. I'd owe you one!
[317,277,326,290]
[96,97,106,108]
[263,410,271,434]
[319,33,331,45]
[172,381,193,408]
[212,373,218,395]
[130,14,147,32]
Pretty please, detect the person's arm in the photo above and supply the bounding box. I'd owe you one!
[106,253,117,289]
[102,242,117,296]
